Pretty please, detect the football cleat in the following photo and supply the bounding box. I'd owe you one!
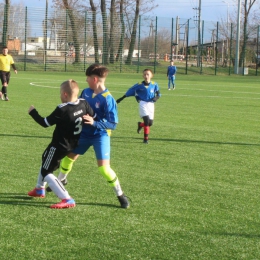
[28,187,45,198]
[143,140,149,144]
[46,178,67,192]
[50,198,75,209]
[117,194,130,209]
[5,96,9,101]
[137,122,142,134]
[168,88,171,90]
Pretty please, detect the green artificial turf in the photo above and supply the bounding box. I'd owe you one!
[0,71,259,259]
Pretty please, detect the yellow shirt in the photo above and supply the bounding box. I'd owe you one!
[0,54,15,71]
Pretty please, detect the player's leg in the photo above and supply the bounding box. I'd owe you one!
[94,135,130,209]
[0,72,6,100]
[52,138,91,189]
[1,72,9,101]
[58,154,79,182]
[43,148,75,209]
[168,77,171,90]
[172,75,175,90]
[139,101,154,144]
[142,115,150,144]
[28,146,75,208]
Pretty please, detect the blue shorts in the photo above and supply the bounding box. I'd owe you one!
[73,134,110,160]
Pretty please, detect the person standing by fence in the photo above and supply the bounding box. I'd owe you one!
[0,46,17,101]
[167,60,177,90]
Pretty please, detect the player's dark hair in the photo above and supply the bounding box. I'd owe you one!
[2,46,8,50]
[143,68,153,74]
[85,64,108,78]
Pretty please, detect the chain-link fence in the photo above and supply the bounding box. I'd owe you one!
[0,4,259,75]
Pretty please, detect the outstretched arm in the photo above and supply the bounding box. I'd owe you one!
[28,106,49,128]
[116,95,126,104]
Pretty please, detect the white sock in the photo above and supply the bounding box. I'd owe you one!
[58,172,67,181]
[36,169,46,188]
[44,174,71,200]
[112,179,123,196]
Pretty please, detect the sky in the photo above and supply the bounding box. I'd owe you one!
[10,0,237,23]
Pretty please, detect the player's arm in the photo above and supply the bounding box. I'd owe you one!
[10,56,17,73]
[116,95,126,104]
[28,105,59,128]
[83,114,117,130]
[28,106,50,127]
[83,99,96,118]
[153,85,161,102]
[11,63,17,73]
[116,83,139,103]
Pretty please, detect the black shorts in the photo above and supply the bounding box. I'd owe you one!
[41,144,68,178]
[0,71,10,85]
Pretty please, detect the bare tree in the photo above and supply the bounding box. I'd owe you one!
[53,0,82,63]
[109,0,116,63]
[239,0,257,66]
[89,0,99,63]
[100,0,109,64]
[116,0,125,62]
[125,0,140,64]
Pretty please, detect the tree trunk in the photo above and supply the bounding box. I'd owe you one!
[89,0,99,63]
[239,0,256,67]
[126,0,140,65]
[116,0,125,62]
[109,0,116,63]
[62,0,80,63]
[101,0,109,64]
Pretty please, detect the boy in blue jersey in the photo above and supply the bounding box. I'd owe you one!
[167,60,177,90]
[116,69,161,144]
[51,64,130,209]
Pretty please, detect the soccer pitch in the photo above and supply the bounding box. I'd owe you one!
[0,71,259,259]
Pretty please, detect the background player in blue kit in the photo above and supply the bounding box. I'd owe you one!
[53,64,130,209]
[116,69,161,144]
[167,60,177,90]
[27,80,95,209]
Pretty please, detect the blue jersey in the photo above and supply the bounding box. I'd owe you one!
[125,81,160,102]
[167,65,177,77]
[79,88,118,137]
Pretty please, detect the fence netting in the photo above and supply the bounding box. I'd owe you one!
[0,4,259,75]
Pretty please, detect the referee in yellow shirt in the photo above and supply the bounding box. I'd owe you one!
[0,46,17,101]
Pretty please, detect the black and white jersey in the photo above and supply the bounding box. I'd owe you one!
[29,98,94,151]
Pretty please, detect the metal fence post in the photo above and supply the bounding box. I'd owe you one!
[2,4,9,46]
[229,23,233,76]
[185,19,190,75]
[215,22,219,75]
[24,6,27,71]
[154,16,158,74]
[200,20,204,74]
[44,1,48,71]
[256,25,259,76]
[65,9,68,72]
[137,15,141,73]
[171,18,174,59]
[84,11,87,72]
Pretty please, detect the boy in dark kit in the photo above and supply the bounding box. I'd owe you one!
[28,79,95,209]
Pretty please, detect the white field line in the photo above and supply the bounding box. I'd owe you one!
[29,81,260,100]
